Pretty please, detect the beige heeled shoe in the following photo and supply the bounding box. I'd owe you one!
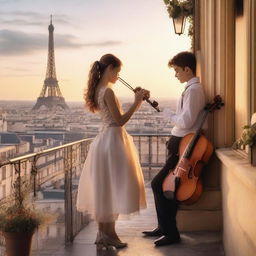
[95,231,127,250]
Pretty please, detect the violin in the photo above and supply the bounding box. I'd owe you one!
[162,95,224,205]
[118,77,160,112]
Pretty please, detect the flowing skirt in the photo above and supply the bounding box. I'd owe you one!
[76,126,146,222]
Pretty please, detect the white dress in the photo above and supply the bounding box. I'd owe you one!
[76,86,146,222]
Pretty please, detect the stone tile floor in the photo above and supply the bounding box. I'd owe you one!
[33,182,225,256]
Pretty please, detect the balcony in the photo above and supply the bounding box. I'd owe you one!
[0,135,224,256]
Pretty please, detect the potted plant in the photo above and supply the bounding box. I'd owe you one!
[233,122,256,166]
[0,177,48,256]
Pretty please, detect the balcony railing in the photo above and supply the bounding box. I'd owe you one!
[0,134,170,253]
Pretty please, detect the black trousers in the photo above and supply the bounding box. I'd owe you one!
[151,135,182,238]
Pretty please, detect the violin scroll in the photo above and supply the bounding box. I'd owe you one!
[204,95,224,112]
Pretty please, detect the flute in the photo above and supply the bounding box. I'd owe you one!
[118,77,160,112]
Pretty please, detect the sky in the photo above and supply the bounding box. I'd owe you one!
[0,0,191,102]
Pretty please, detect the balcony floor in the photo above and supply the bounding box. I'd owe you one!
[34,182,224,256]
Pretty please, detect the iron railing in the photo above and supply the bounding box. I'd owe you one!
[0,134,170,251]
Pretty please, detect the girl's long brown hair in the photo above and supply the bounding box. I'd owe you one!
[84,54,122,112]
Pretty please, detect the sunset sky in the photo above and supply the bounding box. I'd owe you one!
[0,0,191,102]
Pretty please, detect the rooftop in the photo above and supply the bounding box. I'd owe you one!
[0,132,21,144]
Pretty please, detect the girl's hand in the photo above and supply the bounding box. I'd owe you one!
[134,87,142,92]
[134,89,146,104]
[134,87,150,100]
[143,89,150,100]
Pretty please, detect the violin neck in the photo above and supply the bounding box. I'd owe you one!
[183,110,209,159]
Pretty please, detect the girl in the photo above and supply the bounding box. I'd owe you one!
[76,54,147,249]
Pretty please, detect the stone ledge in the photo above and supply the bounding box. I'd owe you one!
[216,148,256,191]
[179,190,221,211]
[177,209,222,231]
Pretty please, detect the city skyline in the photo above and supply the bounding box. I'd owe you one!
[0,0,191,102]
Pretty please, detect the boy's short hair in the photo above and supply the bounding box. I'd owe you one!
[168,51,196,75]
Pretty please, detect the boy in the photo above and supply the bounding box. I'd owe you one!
[142,51,205,246]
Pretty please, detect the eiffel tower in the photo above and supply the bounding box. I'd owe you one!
[32,16,69,111]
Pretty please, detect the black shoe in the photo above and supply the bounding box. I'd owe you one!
[142,227,162,237]
[154,235,181,246]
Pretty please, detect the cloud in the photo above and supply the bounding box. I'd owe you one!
[0,0,21,3]
[11,11,46,19]
[0,19,44,26]
[12,11,70,24]
[0,11,71,26]
[0,30,46,55]
[3,67,32,72]
[1,74,41,77]
[0,29,122,56]
[1,66,41,77]
[82,41,123,47]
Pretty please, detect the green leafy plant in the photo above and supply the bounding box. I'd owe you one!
[233,123,256,149]
[163,0,194,47]
[0,207,41,233]
[0,177,50,233]
[163,0,193,18]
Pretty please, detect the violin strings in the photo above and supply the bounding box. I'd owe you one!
[118,77,134,91]
[118,77,160,112]
[118,77,134,90]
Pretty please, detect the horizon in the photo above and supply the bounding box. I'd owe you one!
[0,96,179,103]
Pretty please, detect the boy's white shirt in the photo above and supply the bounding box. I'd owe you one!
[163,77,206,137]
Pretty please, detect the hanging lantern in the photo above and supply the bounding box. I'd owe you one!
[172,15,186,35]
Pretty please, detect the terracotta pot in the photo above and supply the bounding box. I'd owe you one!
[3,231,34,256]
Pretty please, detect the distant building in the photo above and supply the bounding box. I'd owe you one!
[0,132,30,199]
[0,132,30,157]
[0,113,7,132]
